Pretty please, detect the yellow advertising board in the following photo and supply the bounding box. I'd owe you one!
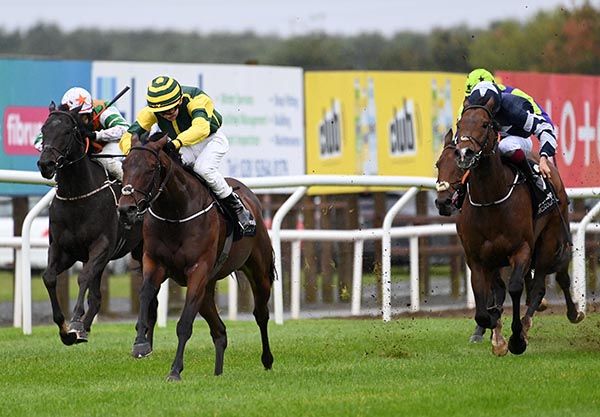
[305,71,466,194]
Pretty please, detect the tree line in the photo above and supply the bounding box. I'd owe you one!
[0,2,597,74]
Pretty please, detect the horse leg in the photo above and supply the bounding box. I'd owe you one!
[68,243,110,342]
[167,268,208,382]
[81,268,105,333]
[145,295,160,349]
[491,318,508,356]
[471,266,498,330]
[42,245,77,345]
[132,257,165,358]
[198,282,228,376]
[521,268,547,336]
[555,267,585,324]
[469,325,486,343]
[507,246,531,355]
[243,264,274,369]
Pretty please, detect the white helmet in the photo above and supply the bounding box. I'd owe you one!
[61,87,93,114]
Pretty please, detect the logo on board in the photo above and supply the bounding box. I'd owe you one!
[318,99,343,158]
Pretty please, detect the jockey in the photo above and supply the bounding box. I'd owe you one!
[34,87,128,181]
[460,68,553,126]
[119,76,256,236]
[465,81,557,216]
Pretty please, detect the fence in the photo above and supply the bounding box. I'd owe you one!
[2,169,600,334]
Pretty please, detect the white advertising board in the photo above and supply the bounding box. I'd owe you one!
[92,61,305,177]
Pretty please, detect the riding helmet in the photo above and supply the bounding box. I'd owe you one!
[467,81,502,115]
[464,68,495,97]
[146,76,182,112]
[61,87,93,114]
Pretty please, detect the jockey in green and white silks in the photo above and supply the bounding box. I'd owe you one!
[35,87,128,181]
[119,76,256,236]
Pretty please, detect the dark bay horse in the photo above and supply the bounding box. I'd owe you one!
[449,102,583,356]
[37,104,143,345]
[118,134,275,381]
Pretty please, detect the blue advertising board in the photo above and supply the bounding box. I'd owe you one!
[0,59,91,195]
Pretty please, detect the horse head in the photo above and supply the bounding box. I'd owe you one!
[118,133,170,226]
[37,103,87,179]
[455,96,499,170]
[434,129,464,216]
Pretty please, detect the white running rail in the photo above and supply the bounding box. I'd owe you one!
[2,169,599,334]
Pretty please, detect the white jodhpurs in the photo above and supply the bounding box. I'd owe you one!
[498,135,533,156]
[98,141,123,181]
[178,130,232,199]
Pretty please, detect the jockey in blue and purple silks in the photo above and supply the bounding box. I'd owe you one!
[465,80,558,217]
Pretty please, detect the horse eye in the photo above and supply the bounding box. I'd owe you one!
[482,122,489,128]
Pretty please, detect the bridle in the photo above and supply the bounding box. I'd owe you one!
[41,110,89,169]
[456,105,499,170]
[436,142,464,193]
[121,146,173,216]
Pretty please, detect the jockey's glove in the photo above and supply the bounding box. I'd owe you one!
[163,139,182,154]
[81,127,96,141]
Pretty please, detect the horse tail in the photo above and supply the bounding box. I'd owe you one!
[269,249,277,284]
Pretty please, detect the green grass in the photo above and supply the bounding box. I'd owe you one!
[1,314,599,417]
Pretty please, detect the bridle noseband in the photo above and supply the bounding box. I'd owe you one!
[122,146,173,216]
[456,105,499,169]
[41,110,88,169]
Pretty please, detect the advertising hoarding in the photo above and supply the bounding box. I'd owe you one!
[0,59,90,195]
[305,71,465,193]
[497,71,600,188]
[92,61,305,178]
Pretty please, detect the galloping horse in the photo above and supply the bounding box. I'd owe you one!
[450,100,583,355]
[37,104,143,345]
[118,134,275,381]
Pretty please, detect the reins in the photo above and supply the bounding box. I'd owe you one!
[458,105,523,207]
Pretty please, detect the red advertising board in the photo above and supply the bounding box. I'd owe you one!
[496,71,600,188]
[2,106,47,156]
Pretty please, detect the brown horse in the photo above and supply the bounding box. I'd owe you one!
[451,102,583,356]
[118,134,275,380]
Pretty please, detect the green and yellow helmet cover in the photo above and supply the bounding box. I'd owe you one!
[146,76,182,112]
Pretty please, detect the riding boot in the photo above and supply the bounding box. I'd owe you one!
[220,192,256,236]
[514,157,555,216]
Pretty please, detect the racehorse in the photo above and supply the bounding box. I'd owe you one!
[449,100,584,355]
[117,134,275,381]
[37,103,143,345]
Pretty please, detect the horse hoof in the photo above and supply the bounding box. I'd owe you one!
[521,316,533,333]
[508,335,527,355]
[262,352,274,370]
[569,311,585,324]
[536,298,549,312]
[166,372,181,382]
[492,343,509,356]
[74,333,88,344]
[469,335,484,344]
[132,342,152,358]
[60,332,77,346]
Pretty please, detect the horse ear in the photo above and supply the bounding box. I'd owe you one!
[484,96,496,113]
[157,135,169,147]
[71,105,83,115]
[49,101,56,112]
[443,129,453,145]
[131,133,141,147]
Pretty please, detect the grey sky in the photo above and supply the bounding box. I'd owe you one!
[1,0,593,37]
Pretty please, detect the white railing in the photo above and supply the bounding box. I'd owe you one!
[1,169,599,334]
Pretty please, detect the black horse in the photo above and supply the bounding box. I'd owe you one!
[37,103,143,345]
